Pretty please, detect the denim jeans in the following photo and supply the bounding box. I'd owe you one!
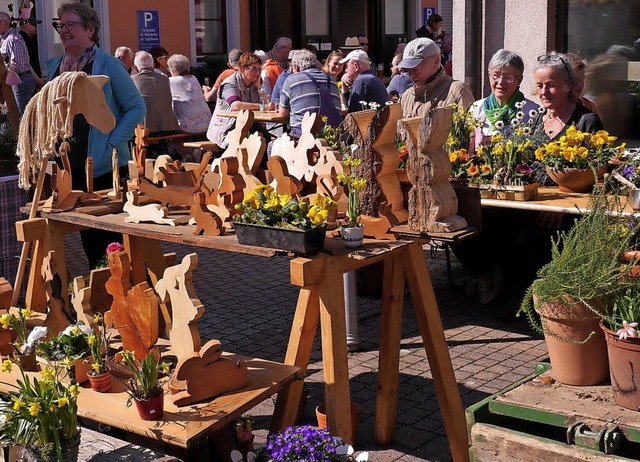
[12,72,36,114]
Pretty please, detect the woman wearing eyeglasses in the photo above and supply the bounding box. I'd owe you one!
[47,2,145,268]
[471,49,539,151]
[531,52,602,141]
[207,52,270,149]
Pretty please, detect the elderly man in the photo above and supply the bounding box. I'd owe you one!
[263,36,292,96]
[132,50,179,140]
[114,46,134,74]
[339,49,388,113]
[0,12,36,113]
[399,37,474,117]
[278,49,342,139]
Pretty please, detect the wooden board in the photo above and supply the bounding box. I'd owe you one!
[0,354,300,449]
[217,110,288,124]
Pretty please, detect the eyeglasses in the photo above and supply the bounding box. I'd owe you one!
[247,66,262,73]
[359,42,369,47]
[490,74,518,84]
[537,54,573,81]
[157,55,168,61]
[52,21,80,33]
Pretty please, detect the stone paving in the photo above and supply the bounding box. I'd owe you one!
[63,234,549,462]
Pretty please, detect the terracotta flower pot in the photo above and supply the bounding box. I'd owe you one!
[534,296,609,386]
[546,166,606,193]
[88,371,112,393]
[601,321,640,411]
[315,402,360,443]
[134,392,164,420]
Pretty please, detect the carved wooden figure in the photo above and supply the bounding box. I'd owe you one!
[343,104,409,228]
[190,192,224,236]
[312,138,344,201]
[270,112,320,182]
[42,143,83,212]
[206,157,245,223]
[106,149,121,200]
[211,110,256,174]
[78,157,103,205]
[156,151,212,187]
[154,253,204,360]
[137,175,210,209]
[170,339,248,407]
[89,267,112,315]
[397,107,467,233]
[132,124,149,178]
[123,190,175,226]
[0,278,12,310]
[236,144,263,194]
[41,250,73,337]
[71,276,93,329]
[359,202,399,240]
[104,251,159,360]
[267,155,303,197]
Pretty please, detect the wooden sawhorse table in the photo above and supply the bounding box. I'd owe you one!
[271,239,469,462]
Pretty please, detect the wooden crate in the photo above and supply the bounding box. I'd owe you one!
[466,363,640,461]
[477,182,539,201]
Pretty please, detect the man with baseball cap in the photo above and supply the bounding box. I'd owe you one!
[339,49,388,113]
[399,37,474,117]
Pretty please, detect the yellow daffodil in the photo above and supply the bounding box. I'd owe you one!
[20,307,32,319]
[28,402,41,416]
[159,362,170,374]
[91,363,102,373]
[41,366,55,383]
[69,384,80,397]
[70,325,82,336]
[12,397,23,411]
[0,313,12,330]
[87,334,97,346]
[56,397,69,407]
[1,359,12,373]
[448,152,457,163]
[62,357,72,371]
[93,313,103,324]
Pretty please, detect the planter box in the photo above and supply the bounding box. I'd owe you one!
[477,182,538,201]
[233,223,326,255]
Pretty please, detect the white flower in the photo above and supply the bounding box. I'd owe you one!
[515,101,525,109]
[511,119,520,127]
[359,100,367,106]
[350,144,359,153]
[385,100,394,105]
[529,109,538,118]
[516,111,525,120]
[494,120,505,130]
[538,106,547,114]
[522,127,532,135]
[24,326,48,351]
[617,320,638,340]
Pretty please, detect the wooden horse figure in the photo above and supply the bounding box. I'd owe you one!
[169,339,248,407]
[104,251,160,360]
[154,253,204,360]
[41,250,74,337]
[190,192,224,236]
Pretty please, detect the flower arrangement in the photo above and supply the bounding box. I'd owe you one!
[615,154,640,188]
[466,107,540,187]
[231,424,369,462]
[606,285,640,340]
[0,359,80,462]
[119,349,170,402]
[85,314,110,376]
[337,153,367,226]
[449,148,470,180]
[95,242,124,268]
[234,185,336,230]
[534,126,624,169]
[36,323,92,363]
[0,308,47,355]
[444,103,480,157]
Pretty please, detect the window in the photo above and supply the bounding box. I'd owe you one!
[195,0,226,56]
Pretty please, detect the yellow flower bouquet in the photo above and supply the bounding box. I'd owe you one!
[535,126,624,169]
[0,359,81,461]
[337,156,367,227]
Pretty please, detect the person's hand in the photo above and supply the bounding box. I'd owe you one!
[202,85,211,93]
[341,74,353,91]
[266,101,275,111]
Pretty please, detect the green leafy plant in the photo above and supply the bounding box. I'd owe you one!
[518,192,638,333]
[85,314,110,376]
[36,324,92,362]
[0,359,80,462]
[604,285,640,339]
[0,308,41,354]
[234,185,336,230]
[337,153,367,226]
[119,350,170,402]
[444,103,479,154]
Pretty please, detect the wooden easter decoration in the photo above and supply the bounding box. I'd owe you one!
[42,143,83,212]
[104,251,159,360]
[270,112,319,182]
[156,151,212,187]
[207,157,245,224]
[137,175,210,209]
[236,143,263,194]
[132,123,149,179]
[343,104,409,226]
[106,148,121,200]
[71,276,93,329]
[211,110,255,174]
[78,157,104,205]
[123,190,175,226]
[169,339,248,407]
[190,192,224,236]
[154,253,204,360]
[88,267,112,315]
[359,202,399,240]
[397,107,467,233]
[0,278,12,310]
[267,155,303,197]
[41,250,74,337]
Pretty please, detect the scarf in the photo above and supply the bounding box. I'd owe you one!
[60,44,97,73]
[483,90,524,127]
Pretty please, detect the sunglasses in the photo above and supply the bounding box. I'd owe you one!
[537,54,573,81]
[359,42,369,46]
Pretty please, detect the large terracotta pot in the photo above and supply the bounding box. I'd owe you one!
[601,321,640,410]
[546,166,607,193]
[534,296,609,385]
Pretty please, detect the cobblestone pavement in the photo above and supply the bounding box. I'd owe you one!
[64,234,548,461]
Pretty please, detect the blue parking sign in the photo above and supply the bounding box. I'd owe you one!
[138,10,160,50]
[423,7,436,25]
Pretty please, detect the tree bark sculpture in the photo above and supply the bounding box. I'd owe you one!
[397,107,467,233]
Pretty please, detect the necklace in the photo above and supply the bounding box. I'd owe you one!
[544,110,565,137]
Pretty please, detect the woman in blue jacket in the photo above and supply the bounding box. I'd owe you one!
[48,2,145,267]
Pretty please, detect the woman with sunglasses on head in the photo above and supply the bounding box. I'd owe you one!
[47,2,145,268]
[206,52,272,150]
[531,52,602,142]
[471,49,539,151]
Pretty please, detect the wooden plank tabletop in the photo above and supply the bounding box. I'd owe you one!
[0,354,300,449]
[480,187,636,215]
[217,110,288,124]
